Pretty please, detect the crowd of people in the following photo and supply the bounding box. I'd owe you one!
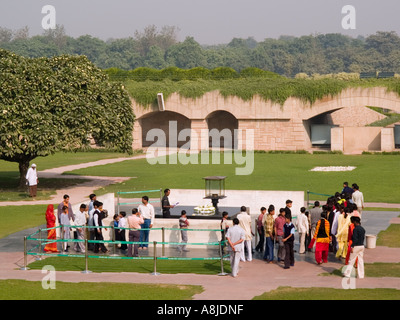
[223,182,366,279]
[43,193,156,257]
[42,182,366,279]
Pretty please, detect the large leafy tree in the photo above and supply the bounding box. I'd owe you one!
[0,49,135,188]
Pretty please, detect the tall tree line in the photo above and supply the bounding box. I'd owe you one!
[1,25,400,77]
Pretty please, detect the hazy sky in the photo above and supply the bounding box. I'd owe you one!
[0,0,399,44]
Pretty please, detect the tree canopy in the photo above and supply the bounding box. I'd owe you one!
[2,26,400,77]
[0,49,135,187]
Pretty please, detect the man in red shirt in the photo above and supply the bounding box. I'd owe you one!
[274,208,286,263]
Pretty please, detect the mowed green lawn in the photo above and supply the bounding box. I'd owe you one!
[0,151,134,201]
[0,279,202,300]
[253,286,400,300]
[65,152,400,203]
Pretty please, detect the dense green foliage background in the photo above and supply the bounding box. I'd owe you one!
[0,49,135,186]
[2,25,400,77]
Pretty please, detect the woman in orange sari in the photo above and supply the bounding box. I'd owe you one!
[309,211,331,265]
[44,204,59,253]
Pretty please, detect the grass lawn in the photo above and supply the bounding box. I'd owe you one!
[377,224,400,247]
[0,279,202,300]
[323,263,400,278]
[0,151,135,201]
[27,256,232,275]
[65,152,400,203]
[0,204,49,238]
[252,286,400,300]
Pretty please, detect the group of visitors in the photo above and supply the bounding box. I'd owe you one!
[224,181,366,279]
[43,193,157,257]
[42,183,366,279]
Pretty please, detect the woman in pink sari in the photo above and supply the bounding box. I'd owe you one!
[44,204,59,253]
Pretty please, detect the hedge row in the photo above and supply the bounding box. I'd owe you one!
[104,66,282,81]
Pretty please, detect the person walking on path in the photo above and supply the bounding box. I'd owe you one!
[343,216,365,279]
[263,205,275,263]
[226,218,245,278]
[237,206,253,262]
[274,208,286,263]
[138,196,155,250]
[309,212,331,265]
[25,163,38,198]
[127,208,144,257]
[297,207,309,254]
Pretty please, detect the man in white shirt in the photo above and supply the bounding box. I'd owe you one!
[297,207,309,254]
[237,206,253,262]
[226,218,245,277]
[138,196,155,249]
[352,184,364,216]
[25,163,38,197]
[74,204,87,253]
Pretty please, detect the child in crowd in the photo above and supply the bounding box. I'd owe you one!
[113,213,120,249]
[178,210,190,252]
[283,215,295,269]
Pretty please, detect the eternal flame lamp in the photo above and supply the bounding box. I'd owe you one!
[203,176,227,215]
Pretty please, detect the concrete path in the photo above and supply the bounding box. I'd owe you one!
[0,155,147,207]
[1,246,400,300]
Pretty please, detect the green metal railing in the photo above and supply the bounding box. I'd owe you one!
[22,225,229,276]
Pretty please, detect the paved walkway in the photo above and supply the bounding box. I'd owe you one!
[1,245,400,300]
[0,155,147,207]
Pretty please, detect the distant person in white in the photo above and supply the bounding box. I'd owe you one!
[138,196,155,249]
[237,206,253,262]
[26,163,38,198]
[226,218,245,277]
[352,184,364,216]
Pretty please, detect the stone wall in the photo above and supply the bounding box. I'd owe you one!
[131,87,400,153]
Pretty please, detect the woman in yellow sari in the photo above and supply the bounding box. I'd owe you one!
[44,204,59,253]
[335,207,351,259]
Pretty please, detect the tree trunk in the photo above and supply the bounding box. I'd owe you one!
[18,158,30,190]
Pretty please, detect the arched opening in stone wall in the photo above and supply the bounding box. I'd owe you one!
[140,111,191,148]
[304,109,341,148]
[206,110,239,149]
